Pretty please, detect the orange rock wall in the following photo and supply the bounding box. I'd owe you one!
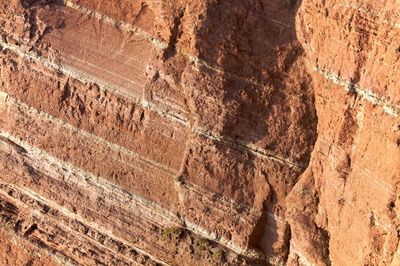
[0,0,398,265]
[286,1,400,265]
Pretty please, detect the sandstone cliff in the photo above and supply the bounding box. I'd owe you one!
[0,0,398,265]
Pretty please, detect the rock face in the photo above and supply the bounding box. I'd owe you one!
[0,0,398,265]
[286,1,400,265]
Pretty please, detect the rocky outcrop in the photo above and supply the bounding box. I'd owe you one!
[0,0,398,265]
[286,1,400,265]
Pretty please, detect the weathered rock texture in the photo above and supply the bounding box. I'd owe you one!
[0,0,398,265]
[286,1,400,265]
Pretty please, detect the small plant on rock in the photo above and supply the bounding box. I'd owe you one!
[212,248,224,261]
[162,227,183,241]
[193,237,211,255]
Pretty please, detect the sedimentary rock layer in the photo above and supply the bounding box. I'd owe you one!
[0,0,398,265]
[286,0,400,265]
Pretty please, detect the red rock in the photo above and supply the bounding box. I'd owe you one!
[0,0,398,265]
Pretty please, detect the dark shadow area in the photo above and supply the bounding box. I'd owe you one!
[190,0,318,259]
[195,0,316,164]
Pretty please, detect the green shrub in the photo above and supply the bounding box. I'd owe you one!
[162,227,183,241]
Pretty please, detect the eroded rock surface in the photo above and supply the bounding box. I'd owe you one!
[0,0,398,265]
[286,1,400,265]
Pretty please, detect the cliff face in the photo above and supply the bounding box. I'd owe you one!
[287,1,400,265]
[0,0,398,265]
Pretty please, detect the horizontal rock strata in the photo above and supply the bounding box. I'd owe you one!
[0,0,398,265]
